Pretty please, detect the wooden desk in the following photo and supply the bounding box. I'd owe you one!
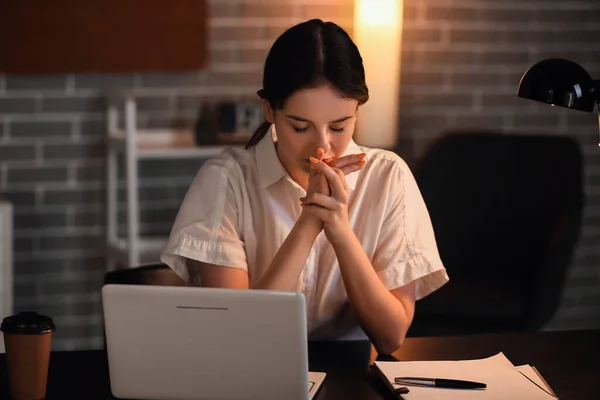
[1,330,598,399]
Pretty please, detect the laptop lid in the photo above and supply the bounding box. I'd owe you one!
[102,284,310,400]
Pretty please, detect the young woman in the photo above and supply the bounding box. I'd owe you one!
[161,19,448,354]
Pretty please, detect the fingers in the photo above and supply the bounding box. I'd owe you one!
[317,171,330,195]
[309,147,330,195]
[300,192,338,209]
[310,147,326,177]
[300,202,329,221]
[325,153,366,169]
[307,167,331,196]
[325,153,366,176]
[309,157,346,200]
[334,168,350,191]
[338,160,366,176]
[306,177,326,196]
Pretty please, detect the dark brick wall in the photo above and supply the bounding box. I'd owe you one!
[0,0,354,350]
[399,0,600,330]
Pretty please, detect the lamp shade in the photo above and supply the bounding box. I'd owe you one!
[517,58,597,113]
[353,0,403,149]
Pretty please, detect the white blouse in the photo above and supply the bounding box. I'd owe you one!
[160,128,449,340]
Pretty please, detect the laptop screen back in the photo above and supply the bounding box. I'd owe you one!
[102,284,309,400]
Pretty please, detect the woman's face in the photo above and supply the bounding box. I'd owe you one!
[264,84,359,187]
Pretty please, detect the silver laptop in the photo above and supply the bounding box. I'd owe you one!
[102,284,325,400]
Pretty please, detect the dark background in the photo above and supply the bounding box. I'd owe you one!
[0,0,598,350]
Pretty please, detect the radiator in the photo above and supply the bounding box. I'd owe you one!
[0,202,13,320]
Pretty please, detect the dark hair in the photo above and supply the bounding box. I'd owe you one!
[245,19,369,149]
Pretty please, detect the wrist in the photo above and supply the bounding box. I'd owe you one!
[297,211,323,237]
[325,222,355,248]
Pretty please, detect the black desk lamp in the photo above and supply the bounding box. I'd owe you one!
[517,58,599,143]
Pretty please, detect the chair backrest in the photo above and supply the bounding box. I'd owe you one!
[104,263,185,287]
[101,263,185,349]
[410,132,584,335]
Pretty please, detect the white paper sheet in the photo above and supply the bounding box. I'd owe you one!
[308,371,326,400]
[516,365,556,397]
[374,352,555,399]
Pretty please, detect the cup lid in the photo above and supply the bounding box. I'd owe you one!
[0,312,56,334]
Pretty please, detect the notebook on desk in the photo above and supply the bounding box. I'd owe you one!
[373,352,555,399]
[102,284,325,400]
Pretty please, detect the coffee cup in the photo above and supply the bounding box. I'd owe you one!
[1,312,55,400]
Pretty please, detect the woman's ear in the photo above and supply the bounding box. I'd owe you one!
[262,100,275,124]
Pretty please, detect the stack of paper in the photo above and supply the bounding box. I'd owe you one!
[374,352,556,399]
[515,364,556,397]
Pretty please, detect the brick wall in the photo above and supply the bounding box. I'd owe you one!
[0,0,354,350]
[398,0,600,331]
[0,0,599,350]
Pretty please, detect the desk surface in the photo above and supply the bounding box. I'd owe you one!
[1,329,598,399]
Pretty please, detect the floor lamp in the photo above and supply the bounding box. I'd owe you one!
[353,0,403,149]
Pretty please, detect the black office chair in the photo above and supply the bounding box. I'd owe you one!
[102,263,186,348]
[407,131,584,337]
[104,263,186,286]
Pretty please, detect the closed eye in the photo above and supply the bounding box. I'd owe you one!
[330,126,346,134]
[293,126,309,133]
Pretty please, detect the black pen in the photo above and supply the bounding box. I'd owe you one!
[394,377,486,389]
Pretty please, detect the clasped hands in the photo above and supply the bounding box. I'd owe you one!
[300,147,366,239]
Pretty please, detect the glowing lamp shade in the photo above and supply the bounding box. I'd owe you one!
[353,0,403,149]
[357,0,400,26]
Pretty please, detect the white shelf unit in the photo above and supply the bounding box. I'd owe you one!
[106,95,231,270]
[0,202,13,320]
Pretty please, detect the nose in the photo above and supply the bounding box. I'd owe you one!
[314,128,331,155]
